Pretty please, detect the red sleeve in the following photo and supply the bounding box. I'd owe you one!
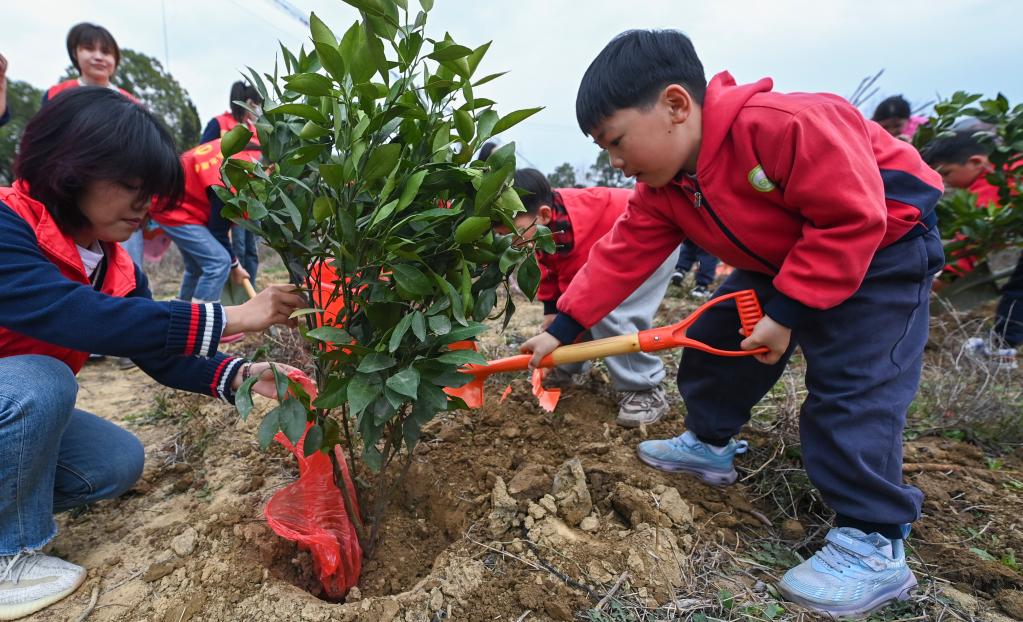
[536,252,561,303]
[556,188,684,329]
[762,102,888,316]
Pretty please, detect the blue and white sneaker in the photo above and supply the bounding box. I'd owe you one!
[778,527,917,619]
[635,430,748,486]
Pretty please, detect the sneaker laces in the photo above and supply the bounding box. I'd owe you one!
[620,390,661,409]
[0,551,44,584]
[813,534,890,574]
[667,431,748,455]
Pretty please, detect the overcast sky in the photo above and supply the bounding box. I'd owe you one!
[4,0,1020,175]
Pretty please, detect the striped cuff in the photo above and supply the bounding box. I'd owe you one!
[209,356,245,403]
[167,301,225,357]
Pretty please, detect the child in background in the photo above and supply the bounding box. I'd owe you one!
[671,239,719,298]
[923,129,1022,366]
[151,138,257,314]
[872,95,927,141]
[0,54,8,127]
[520,30,944,618]
[200,81,264,282]
[0,87,303,619]
[504,168,675,428]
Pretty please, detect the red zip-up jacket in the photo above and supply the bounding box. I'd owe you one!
[548,72,943,342]
[536,187,631,314]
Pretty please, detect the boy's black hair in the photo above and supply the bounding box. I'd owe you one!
[576,29,706,135]
[513,168,554,215]
[921,129,994,166]
[16,87,184,234]
[872,95,911,122]
[229,80,263,122]
[478,141,498,161]
[66,22,120,72]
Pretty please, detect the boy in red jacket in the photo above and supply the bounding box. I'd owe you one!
[521,30,944,618]
[507,169,675,427]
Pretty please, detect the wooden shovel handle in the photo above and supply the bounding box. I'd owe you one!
[242,279,258,300]
[548,334,641,366]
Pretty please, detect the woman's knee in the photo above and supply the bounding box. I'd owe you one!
[0,356,78,426]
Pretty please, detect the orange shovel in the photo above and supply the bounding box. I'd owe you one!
[446,289,770,408]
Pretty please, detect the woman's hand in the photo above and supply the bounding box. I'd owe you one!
[230,263,250,285]
[520,331,562,372]
[223,284,303,334]
[740,315,791,365]
[231,361,304,398]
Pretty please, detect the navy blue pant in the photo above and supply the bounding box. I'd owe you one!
[676,240,719,287]
[677,231,944,536]
[994,253,1023,347]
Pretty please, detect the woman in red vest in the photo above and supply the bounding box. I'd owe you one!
[42,22,136,105]
[0,87,304,619]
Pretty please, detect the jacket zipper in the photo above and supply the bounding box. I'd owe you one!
[687,179,779,274]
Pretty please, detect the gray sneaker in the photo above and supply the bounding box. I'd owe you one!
[0,551,86,620]
[616,386,670,428]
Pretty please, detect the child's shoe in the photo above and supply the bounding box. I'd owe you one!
[777,527,917,619]
[964,337,1018,370]
[616,386,670,428]
[670,271,685,287]
[689,285,712,300]
[0,551,87,620]
[636,430,747,485]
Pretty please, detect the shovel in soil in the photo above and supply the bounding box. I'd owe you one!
[446,289,770,408]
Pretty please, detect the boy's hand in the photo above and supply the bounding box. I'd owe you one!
[520,332,562,372]
[740,315,791,365]
[231,361,303,397]
[230,263,250,284]
[540,314,556,331]
[224,284,303,334]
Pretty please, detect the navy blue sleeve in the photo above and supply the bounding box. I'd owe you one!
[127,265,246,403]
[0,201,226,360]
[206,188,237,263]
[0,107,10,128]
[200,118,220,144]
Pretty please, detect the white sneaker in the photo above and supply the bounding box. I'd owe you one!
[964,337,1018,370]
[616,386,671,428]
[0,552,87,620]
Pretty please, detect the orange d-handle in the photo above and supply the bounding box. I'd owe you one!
[460,289,770,380]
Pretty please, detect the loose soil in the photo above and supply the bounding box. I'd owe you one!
[27,277,1023,622]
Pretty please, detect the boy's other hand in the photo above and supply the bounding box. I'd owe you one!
[740,315,791,365]
[233,361,304,398]
[224,284,303,334]
[540,314,556,331]
[520,332,562,372]
[231,264,250,284]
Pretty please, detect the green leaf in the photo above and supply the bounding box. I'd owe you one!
[358,352,397,373]
[363,444,383,472]
[279,398,308,445]
[474,163,513,212]
[491,106,544,136]
[303,424,324,457]
[453,109,474,142]
[436,349,487,365]
[306,326,352,344]
[388,313,414,352]
[473,71,507,87]
[454,216,491,243]
[419,0,433,10]
[386,367,421,398]
[369,199,400,228]
[411,311,427,341]
[390,263,434,296]
[362,143,402,182]
[309,12,337,45]
[347,372,382,417]
[313,380,348,409]
[477,110,499,142]
[397,170,427,211]
[257,407,281,449]
[517,253,541,300]
[319,163,344,187]
[428,314,450,335]
[234,375,260,421]
[428,43,472,62]
[285,72,334,96]
[221,125,253,158]
[340,22,375,84]
[264,103,328,125]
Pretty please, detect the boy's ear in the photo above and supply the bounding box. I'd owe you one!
[967,154,991,169]
[663,84,695,124]
[537,205,553,225]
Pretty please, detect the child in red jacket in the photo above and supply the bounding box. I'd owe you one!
[506,169,675,427]
[521,30,944,618]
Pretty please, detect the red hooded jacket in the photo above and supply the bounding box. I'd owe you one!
[0,183,136,373]
[554,72,943,334]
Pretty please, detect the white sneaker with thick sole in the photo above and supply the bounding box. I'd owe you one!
[0,552,87,620]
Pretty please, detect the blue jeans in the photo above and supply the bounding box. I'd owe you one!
[675,240,719,287]
[0,355,144,554]
[163,224,231,302]
[232,225,259,282]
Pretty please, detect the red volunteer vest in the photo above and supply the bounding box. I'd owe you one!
[0,183,137,374]
[214,112,259,144]
[46,78,138,103]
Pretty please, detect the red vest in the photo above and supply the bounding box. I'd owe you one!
[214,112,260,145]
[46,78,138,103]
[0,183,137,374]
[150,139,261,227]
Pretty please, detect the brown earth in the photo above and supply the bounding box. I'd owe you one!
[25,282,1023,622]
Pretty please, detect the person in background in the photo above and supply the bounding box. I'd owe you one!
[0,86,304,620]
[0,54,9,127]
[923,129,1022,368]
[671,239,719,299]
[872,95,927,141]
[200,81,264,281]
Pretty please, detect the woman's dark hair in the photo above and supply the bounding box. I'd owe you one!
[513,168,555,215]
[872,95,911,122]
[15,87,184,234]
[229,81,263,122]
[66,22,121,72]
[577,29,706,135]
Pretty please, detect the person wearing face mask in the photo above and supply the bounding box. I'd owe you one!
[200,81,265,283]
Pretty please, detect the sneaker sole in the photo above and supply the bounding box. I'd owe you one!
[777,572,917,620]
[0,572,86,620]
[615,408,670,429]
[635,448,737,486]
